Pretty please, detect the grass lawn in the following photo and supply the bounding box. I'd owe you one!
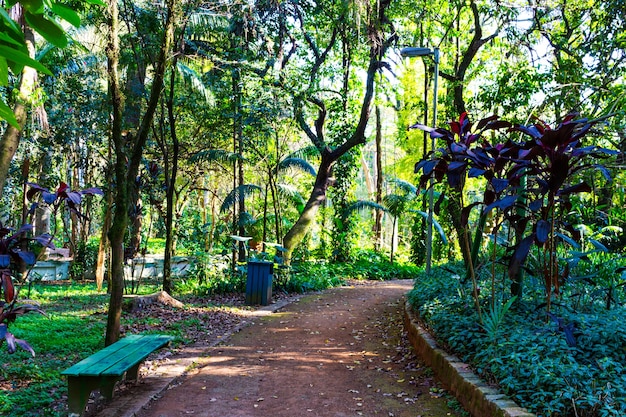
[0,281,252,416]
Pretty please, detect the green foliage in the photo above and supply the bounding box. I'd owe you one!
[68,237,99,280]
[409,263,626,417]
[145,238,166,254]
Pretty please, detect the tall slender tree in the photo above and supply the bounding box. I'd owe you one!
[104,0,178,345]
[281,0,397,262]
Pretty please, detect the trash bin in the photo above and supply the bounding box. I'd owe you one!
[245,261,273,305]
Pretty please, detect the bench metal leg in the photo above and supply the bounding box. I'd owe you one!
[126,363,141,381]
[67,376,101,416]
[99,375,122,399]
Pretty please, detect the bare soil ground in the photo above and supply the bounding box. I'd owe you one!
[134,280,466,417]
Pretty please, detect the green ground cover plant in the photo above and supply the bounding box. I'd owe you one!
[408,262,626,417]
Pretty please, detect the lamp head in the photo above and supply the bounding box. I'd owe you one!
[400,47,433,57]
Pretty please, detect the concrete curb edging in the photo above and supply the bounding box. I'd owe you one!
[403,301,535,417]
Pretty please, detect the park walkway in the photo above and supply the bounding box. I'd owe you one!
[134,280,463,417]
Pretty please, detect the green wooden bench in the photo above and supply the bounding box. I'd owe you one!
[61,334,173,416]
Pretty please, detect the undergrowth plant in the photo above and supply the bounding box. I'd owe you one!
[0,182,101,356]
[412,112,619,319]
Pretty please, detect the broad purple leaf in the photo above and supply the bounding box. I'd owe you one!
[4,330,16,353]
[468,167,486,178]
[528,199,542,212]
[15,338,35,357]
[25,183,49,201]
[421,160,438,176]
[484,120,512,131]
[80,187,104,196]
[448,161,467,172]
[508,235,534,281]
[536,219,550,243]
[408,122,435,132]
[461,202,481,227]
[42,191,57,204]
[512,124,542,139]
[11,304,46,316]
[65,191,82,205]
[16,251,36,266]
[483,195,517,215]
[7,224,33,242]
[491,178,509,194]
[450,142,466,154]
[595,165,612,182]
[484,189,496,205]
[465,133,479,145]
[33,233,55,248]
[557,182,591,196]
[447,171,463,188]
[476,114,499,130]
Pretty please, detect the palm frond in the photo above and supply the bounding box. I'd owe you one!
[382,193,409,216]
[409,209,448,245]
[389,177,417,196]
[284,145,321,162]
[177,62,214,104]
[277,183,306,212]
[237,211,258,228]
[342,200,388,222]
[190,149,241,164]
[220,184,263,213]
[186,10,230,42]
[278,157,316,176]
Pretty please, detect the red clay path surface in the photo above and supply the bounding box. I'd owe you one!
[135,280,466,417]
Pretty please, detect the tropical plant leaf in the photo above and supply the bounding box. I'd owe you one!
[556,232,580,249]
[177,62,214,103]
[230,235,252,242]
[276,183,306,212]
[536,219,550,243]
[482,296,517,340]
[483,195,517,215]
[278,157,316,176]
[0,45,51,75]
[410,209,448,245]
[0,97,18,128]
[508,235,534,281]
[220,184,262,213]
[50,3,81,27]
[389,178,417,195]
[283,145,321,162]
[342,200,388,222]
[588,238,608,253]
[190,149,241,164]
[24,12,68,48]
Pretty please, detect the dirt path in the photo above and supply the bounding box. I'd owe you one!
[137,280,465,417]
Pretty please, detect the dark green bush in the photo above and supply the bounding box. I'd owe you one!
[408,264,626,417]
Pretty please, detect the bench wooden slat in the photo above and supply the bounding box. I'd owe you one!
[62,334,173,416]
[61,334,143,376]
[101,335,172,376]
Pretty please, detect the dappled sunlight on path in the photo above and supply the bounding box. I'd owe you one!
[136,280,464,417]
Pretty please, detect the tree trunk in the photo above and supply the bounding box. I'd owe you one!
[104,0,126,346]
[0,20,37,192]
[96,146,114,292]
[163,64,179,294]
[374,106,383,252]
[104,0,176,345]
[283,156,333,263]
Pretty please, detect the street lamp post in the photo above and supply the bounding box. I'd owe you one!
[401,46,439,274]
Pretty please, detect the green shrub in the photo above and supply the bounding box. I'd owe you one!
[408,264,626,417]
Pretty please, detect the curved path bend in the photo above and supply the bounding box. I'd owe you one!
[136,280,465,417]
